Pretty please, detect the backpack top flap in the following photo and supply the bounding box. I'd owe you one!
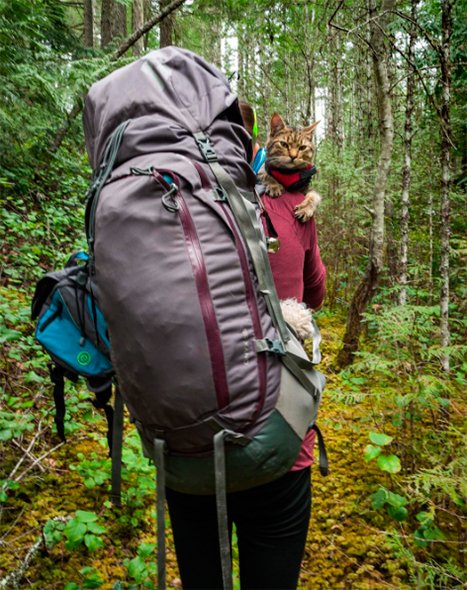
[83,47,254,190]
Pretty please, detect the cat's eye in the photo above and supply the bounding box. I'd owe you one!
[298,145,308,151]
[278,141,289,148]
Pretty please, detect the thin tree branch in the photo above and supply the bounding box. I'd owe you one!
[112,0,187,60]
[380,26,455,148]
[11,440,46,473]
[2,423,48,487]
[327,0,345,30]
[392,8,441,54]
[14,442,65,483]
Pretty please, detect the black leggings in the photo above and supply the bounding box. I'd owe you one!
[166,467,311,590]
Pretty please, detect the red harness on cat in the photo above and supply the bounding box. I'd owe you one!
[266,163,317,192]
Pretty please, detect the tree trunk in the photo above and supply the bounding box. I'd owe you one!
[439,0,453,373]
[102,0,127,47]
[83,0,94,48]
[143,0,152,51]
[132,0,145,55]
[428,189,434,304]
[399,2,417,305]
[159,0,175,47]
[101,0,113,47]
[112,1,127,41]
[337,0,395,368]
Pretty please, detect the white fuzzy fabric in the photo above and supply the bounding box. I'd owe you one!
[280,298,314,341]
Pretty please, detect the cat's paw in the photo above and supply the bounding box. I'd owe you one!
[260,173,284,198]
[294,189,321,222]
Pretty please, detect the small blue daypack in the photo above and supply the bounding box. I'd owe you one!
[31,252,118,466]
[33,252,112,379]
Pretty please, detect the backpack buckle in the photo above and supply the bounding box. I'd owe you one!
[255,338,286,356]
[195,135,218,163]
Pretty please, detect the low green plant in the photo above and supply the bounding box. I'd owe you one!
[70,452,111,489]
[363,431,401,474]
[64,510,107,551]
[370,486,409,522]
[122,542,157,589]
[64,566,104,589]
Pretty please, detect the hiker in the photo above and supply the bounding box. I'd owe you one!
[80,47,326,590]
[163,104,327,590]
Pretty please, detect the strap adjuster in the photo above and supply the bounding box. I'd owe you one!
[256,338,286,356]
[213,186,228,201]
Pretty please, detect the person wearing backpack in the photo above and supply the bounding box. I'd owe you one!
[162,103,327,590]
[81,47,327,590]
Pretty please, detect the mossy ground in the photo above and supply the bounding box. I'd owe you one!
[0,313,463,589]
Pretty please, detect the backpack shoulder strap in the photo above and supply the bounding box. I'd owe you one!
[194,132,289,344]
[193,133,322,397]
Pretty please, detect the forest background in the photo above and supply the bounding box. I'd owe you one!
[0,0,465,588]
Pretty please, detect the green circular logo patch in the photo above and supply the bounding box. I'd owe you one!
[77,351,92,366]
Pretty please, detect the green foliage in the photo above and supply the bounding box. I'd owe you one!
[364,432,401,473]
[70,453,111,489]
[0,1,465,588]
[371,487,409,522]
[64,567,104,589]
[123,542,157,588]
[43,518,67,549]
[64,510,107,551]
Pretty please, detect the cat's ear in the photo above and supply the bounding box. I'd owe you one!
[270,112,286,135]
[303,120,320,137]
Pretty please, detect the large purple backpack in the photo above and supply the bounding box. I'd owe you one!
[83,46,326,589]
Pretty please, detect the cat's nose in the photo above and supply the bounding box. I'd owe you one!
[289,150,298,160]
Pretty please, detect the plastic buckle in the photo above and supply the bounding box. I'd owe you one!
[264,338,286,356]
[196,136,218,163]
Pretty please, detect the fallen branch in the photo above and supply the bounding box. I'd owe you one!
[0,517,69,590]
[11,440,46,473]
[14,442,64,483]
[0,535,43,590]
[2,423,48,488]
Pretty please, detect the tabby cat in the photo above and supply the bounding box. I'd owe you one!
[260,113,321,221]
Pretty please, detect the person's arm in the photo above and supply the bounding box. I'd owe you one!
[303,219,326,310]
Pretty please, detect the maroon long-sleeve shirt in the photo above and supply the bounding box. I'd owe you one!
[261,191,326,310]
[261,190,326,470]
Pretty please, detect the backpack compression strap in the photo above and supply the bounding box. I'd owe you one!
[48,364,72,441]
[48,365,123,502]
[85,120,130,260]
[110,386,124,507]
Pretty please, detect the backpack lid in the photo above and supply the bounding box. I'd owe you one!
[83,47,248,173]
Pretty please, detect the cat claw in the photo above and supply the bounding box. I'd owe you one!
[294,204,315,222]
[267,186,284,198]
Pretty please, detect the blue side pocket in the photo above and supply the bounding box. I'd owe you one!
[36,291,113,377]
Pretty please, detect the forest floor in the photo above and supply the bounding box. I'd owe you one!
[0,313,425,589]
